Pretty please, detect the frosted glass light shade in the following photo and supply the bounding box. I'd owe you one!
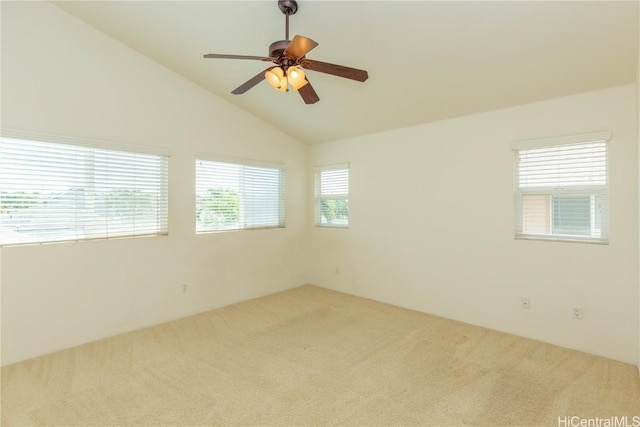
[288,66,308,90]
[265,67,287,92]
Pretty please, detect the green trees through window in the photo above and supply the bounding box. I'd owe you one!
[314,166,349,227]
[196,188,240,229]
[195,159,285,232]
[0,136,169,245]
[319,199,349,224]
[0,192,40,214]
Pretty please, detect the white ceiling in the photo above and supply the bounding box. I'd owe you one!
[52,1,639,144]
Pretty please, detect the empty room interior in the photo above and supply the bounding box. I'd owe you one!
[1,1,640,425]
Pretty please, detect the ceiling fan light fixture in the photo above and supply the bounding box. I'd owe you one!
[265,67,287,91]
[287,66,308,90]
[204,0,368,103]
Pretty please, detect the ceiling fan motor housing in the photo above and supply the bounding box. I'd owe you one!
[269,40,291,59]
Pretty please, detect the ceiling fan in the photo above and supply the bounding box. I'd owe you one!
[203,0,368,104]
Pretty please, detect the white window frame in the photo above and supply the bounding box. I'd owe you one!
[512,131,610,244]
[0,129,169,246]
[195,155,286,233]
[314,163,349,228]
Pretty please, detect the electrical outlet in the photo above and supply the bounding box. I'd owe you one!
[181,284,188,294]
[572,305,582,319]
[520,297,531,309]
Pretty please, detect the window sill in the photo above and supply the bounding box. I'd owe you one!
[515,234,609,245]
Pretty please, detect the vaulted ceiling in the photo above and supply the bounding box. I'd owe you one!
[53,1,639,144]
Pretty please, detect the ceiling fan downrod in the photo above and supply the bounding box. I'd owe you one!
[278,0,298,41]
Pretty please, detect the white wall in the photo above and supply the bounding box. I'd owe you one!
[309,84,639,365]
[0,1,308,365]
[637,44,640,373]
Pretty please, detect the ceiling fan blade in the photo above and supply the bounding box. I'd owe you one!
[298,79,319,104]
[232,67,275,95]
[283,35,319,59]
[203,53,274,61]
[300,59,368,82]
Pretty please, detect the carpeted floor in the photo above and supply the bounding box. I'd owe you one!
[2,285,639,426]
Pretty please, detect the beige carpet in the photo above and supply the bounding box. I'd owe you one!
[2,285,639,426]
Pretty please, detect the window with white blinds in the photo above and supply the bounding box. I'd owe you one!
[196,159,285,232]
[0,136,169,246]
[513,132,609,243]
[314,164,349,227]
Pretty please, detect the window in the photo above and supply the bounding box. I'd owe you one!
[314,164,349,227]
[513,131,609,243]
[196,159,285,232]
[0,135,169,245]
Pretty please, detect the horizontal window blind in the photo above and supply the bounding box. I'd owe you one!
[514,139,608,243]
[196,159,285,232]
[315,166,349,227]
[0,137,169,245]
[517,142,607,189]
